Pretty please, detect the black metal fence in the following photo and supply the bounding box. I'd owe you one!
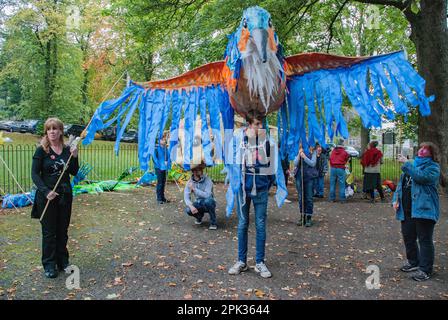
[0,144,402,195]
[0,144,227,195]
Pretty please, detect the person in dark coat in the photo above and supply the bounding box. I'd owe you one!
[31,118,79,279]
[294,145,318,227]
[312,143,328,198]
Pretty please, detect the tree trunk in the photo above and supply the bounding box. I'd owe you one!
[82,68,89,106]
[406,0,448,187]
[360,126,370,154]
[43,36,58,116]
[140,51,155,81]
[358,11,371,157]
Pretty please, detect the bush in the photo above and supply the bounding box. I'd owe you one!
[35,121,44,136]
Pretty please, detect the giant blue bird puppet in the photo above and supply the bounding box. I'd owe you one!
[84,6,434,216]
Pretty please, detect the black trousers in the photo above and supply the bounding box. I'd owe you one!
[401,216,435,274]
[364,173,384,200]
[40,194,73,272]
[155,168,167,201]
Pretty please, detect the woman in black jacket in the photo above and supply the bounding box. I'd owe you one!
[31,118,79,278]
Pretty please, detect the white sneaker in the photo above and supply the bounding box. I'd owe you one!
[194,219,202,225]
[284,199,291,203]
[255,262,272,278]
[228,261,248,275]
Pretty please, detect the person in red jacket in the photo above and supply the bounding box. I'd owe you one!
[329,138,350,202]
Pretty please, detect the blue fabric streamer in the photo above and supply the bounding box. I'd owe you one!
[83,50,433,217]
[183,89,198,169]
[198,87,213,166]
[207,86,223,162]
[169,90,183,166]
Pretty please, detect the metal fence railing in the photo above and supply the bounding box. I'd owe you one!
[0,144,402,195]
[0,144,228,195]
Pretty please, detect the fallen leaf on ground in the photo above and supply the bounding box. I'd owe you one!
[254,289,265,298]
[122,262,133,267]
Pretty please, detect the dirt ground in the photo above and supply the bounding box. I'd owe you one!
[1,183,447,300]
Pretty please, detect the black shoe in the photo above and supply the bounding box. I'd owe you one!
[412,270,431,282]
[400,262,419,273]
[162,199,171,203]
[305,215,312,227]
[44,269,58,279]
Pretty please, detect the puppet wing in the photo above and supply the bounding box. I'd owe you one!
[83,61,235,170]
[279,51,434,160]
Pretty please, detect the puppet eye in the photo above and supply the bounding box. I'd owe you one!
[243,18,248,28]
[268,18,272,28]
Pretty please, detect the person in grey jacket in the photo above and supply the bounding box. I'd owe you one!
[184,162,217,230]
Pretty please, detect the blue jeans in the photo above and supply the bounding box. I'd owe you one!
[185,198,217,225]
[155,168,166,201]
[329,168,346,201]
[236,189,268,264]
[295,174,314,215]
[313,176,324,197]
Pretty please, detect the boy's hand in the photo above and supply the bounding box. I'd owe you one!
[189,205,198,214]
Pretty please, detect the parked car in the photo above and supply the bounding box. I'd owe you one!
[0,120,14,131]
[19,120,40,134]
[101,126,117,141]
[344,146,360,158]
[64,124,86,137]
[8,121,23,132]
[120,129,138,143]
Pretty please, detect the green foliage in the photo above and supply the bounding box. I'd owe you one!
[0,0,419,136]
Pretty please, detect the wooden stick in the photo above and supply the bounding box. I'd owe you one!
[39,153,74,221]
[83,71,127,134]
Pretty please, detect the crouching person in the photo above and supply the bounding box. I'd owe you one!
[184,162,218,230]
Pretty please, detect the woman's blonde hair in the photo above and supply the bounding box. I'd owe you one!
[41,118,64,153]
